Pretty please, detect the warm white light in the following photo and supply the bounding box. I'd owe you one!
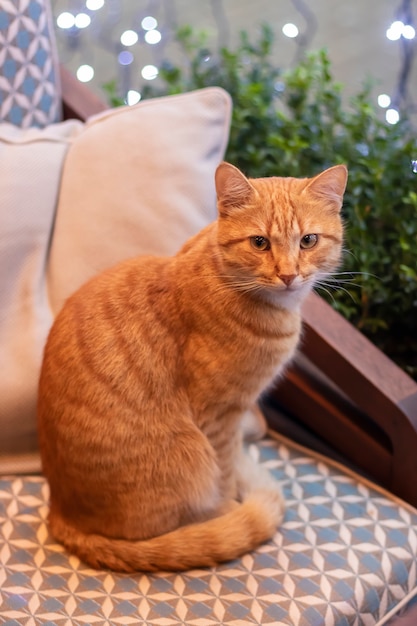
[86,0,104,9]
[126,90,142,105]
[56,12,75,29]
[141,16,157,31]
[403,24,416,39]
[75,13,91,29]
[144,29,162,45]
[76,64,94,83]
[282,23,299,38]
[386,108,400,124]
[141,64,158,80]
[120,30,138,46]
[386,20,404,40]
[378,94,391,108]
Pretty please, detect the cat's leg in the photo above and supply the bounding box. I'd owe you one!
[160,418,225,527]
[196,442,285,533]
[235,445,284,513]
[181,434,284,529]
[240,403,267,441]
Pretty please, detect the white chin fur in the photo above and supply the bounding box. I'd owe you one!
[262,280,314,310]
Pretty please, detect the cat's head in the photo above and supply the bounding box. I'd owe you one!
[215,162,348,306]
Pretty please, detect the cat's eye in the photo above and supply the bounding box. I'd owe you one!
[300,234,318,249]
[250,236,270,251]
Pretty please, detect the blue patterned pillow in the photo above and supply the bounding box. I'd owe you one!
[0,0,61,127]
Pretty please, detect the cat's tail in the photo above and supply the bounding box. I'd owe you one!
[49,488,284,573]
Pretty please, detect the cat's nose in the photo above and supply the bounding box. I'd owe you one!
[279,274,297,286]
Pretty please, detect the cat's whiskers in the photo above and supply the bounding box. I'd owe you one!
[316,270,380,290]
[314,284,337,304]
[315,282,357,303]
[318,277,362,289]
[341,247,357,260]
[212,278,266,296]
[325,270,380,280]
[179,261,268,297]
[313,270,373,304]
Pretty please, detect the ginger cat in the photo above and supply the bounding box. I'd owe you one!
[37,161,347,572]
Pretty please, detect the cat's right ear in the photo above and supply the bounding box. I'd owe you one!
[215,162,256,216]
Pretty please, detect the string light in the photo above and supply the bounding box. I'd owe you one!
[86,0,105,9]
[386,108,400,124]
[377,94,391,108]
[386,20,416,40]
[379,0,417,125]
[76,64,94,82]
[52,0,415,125]
[141,64,158,80]
[74,13,91,29]
[56,12,75,29]
[282,23,299,38]
[126,90,141,105]
[141,16,158,31]
[403,24,416,39]
[120,30,139,46]
[118,51,134,65]
[144,29,162,44]
[386,20,405,40]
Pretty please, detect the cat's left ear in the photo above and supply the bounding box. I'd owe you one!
[215,162,257,216]
[303,164,348,212]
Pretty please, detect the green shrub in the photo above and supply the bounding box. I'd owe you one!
[105,26,417,378]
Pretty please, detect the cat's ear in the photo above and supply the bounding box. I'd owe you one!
[215,162,256,215]
[303,164,348,212]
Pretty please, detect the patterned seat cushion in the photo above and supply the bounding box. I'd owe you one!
[0,0,61,127]
[1,431,417,625]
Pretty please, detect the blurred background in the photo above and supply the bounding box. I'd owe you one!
[51,0,416,123]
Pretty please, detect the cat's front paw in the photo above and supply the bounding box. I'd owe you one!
[240,404,267,442]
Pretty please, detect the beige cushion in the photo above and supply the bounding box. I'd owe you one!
[48,87,232,314]
[0,120,83,472]
[0,88,232,472]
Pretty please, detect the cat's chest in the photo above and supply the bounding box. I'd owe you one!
[183,306,301,400]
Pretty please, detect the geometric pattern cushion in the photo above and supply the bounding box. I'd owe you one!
[1,432,417,625]
[0,0,61,127]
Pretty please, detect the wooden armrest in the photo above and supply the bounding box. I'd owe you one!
[301,293,417,428]
[60,65,107,121]
[269,292,417,505]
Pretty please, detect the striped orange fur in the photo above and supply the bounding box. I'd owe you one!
[37,162,347,572]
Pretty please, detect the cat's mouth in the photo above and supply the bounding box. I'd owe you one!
[258,279,302,295]
[275,277,304,292]
[267,275,315,295]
